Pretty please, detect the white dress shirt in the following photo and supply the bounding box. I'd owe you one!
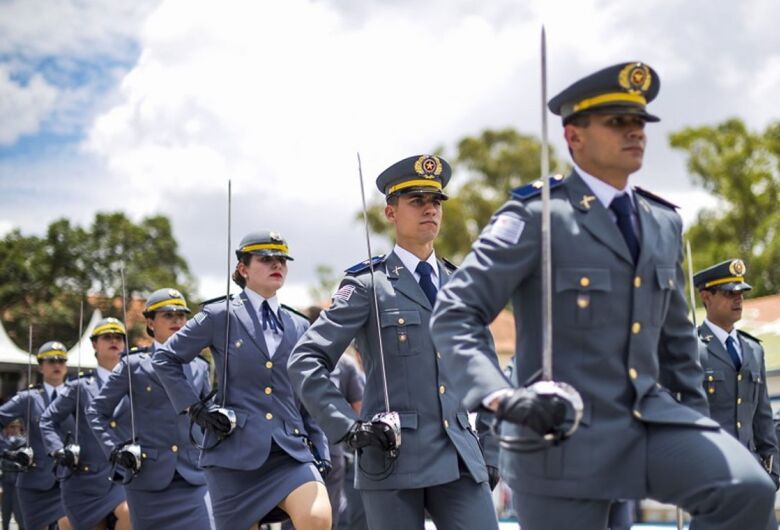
[43,382,65,401]
[704,318,743,362]
[243,288,283,357]
[393,244,440,287]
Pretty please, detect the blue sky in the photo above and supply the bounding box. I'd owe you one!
[2,0,779,306]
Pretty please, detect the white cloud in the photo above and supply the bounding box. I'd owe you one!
[0,219,13,237]
[0,65,58,144]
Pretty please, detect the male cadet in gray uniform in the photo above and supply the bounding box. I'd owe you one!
[88,288,215,530]
[429,62,777,530]
[694,259,779,528]
[288,155,499,530]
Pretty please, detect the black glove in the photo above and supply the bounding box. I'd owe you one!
[2,449,32,468]
[189,400,233,436]
[487,465,500,491]
[52,447,77,469]
[317,459,332,479]
[496,388,567,436]
[110,445,140,471]
[344,420,396,452]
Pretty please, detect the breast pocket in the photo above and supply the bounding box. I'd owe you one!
[749,370,763,404]
[380,310,422,356]
[651,266,676,325]
[704,369,725,397]
[555,268,611,327]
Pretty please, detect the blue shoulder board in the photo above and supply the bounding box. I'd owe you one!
[737,329,762,344]
[441,257,458,271]
[345,254,387,275]
[511,174,565,201]
[199,293,236,307]
[634,187,679,210]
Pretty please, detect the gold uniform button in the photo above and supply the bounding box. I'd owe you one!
[142,453,148,459]
[83,465,90,472]
[628,368,638,380]
[708,387,715,394]
[437,352,442,359]
[399,335,407,342]
[171,445,178,453]
[398,318,405,325]
[110,420,117,428]
[668,278,675,288]
[737,374,743,381]
[634,276,642,288]
[707,375,714,382]
[576,295,589,309]
[265,361,273,369]
[439,385,446,394]
[580,277,590,287]
[737,421,742,429]
[294,428,300,435]
[737,397,742,404]
[443,420,449,428]
[264,387,272,395]
[266,413,273,420]
[631,322,641,334]
[146,386,152,392]
[633,410,642,419]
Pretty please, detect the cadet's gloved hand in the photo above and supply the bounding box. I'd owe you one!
[496,387,567,436]
[487,465,500,491]
[344,420,396,451]
[2,449,32,468]
[52,447,77,469]
[188,400,233,436]
[110,445,140,472]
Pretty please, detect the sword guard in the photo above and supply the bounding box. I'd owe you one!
[216,407,237,436]
[63,443,81,469]
[110,442,142,484]
[370,411,401,456]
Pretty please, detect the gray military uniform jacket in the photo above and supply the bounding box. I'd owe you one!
[288,250,491,491]
[430,171,719,500]
[698,322,779,480]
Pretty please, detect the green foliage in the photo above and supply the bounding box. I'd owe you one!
[0,212,195,348]
[308,264,339,304]
[363,128,563,262]
[670,118,780,296]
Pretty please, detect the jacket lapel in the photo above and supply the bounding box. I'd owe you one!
[276,310,296,359]
[634,193,660,270]
[234,292,270,358]
[699,322,736,368]
[737,334,756,372]
[567,171,634,266]
[386,252,433,310]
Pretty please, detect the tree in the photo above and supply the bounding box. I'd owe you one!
[0,212,195,347]
[669,118,780,296]
[308,264,339,305]
[363,128,563,262]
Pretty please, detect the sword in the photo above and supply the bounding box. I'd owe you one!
[62,301,84,471]
[12,324,35,470]
[356,152,401,459]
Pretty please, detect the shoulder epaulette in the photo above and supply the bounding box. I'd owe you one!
[199,293,236,307]
[345,255,387,275]
[128,346,150,355]
[281,304,309,322]
[511,174,566,201]
[633,187,679,210]
[441,257,458,272]
[737,329,762,344]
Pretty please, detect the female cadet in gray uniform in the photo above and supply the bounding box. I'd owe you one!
[0,341,73,530]
[40,319,132,530]
[88,288,215,530]
[152,231,331,530]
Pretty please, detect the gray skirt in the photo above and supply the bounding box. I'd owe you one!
[17,483,65,530]
[127,474,214,530]
[204,444,321,530]
[61,465,126,530]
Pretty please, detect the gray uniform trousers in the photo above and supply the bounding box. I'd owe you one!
[430,171,775,530]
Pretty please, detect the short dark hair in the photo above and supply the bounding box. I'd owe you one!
[565,114,591,128]
[385,194,399,206]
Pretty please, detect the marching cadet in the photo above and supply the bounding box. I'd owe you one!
[287,155,500,530]
[152,231,331,530]
[87,288,215,530]
[429,62,776,529]
[0,341,72,530]
[1,420,26,530]
[694,259,779,528]
[39,318,131,530]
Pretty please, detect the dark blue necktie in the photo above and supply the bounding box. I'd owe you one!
[609,193,640,263]
[261,301,283,334]
[51,389,57,402]
[416,261,438,307]
[725,336,742,371]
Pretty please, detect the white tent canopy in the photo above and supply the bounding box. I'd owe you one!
[0,317,32,365]
[66,309,101,370]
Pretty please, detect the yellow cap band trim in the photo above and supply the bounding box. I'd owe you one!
[37,350,67,359]
[241,243,289,254]
[704,276,745,288]
[92,323,126,336]
[572,92,647,113]
[146,298,187,312]
[388,179,443,195]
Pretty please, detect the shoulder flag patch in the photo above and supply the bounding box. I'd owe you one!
[489,213,526,244]
[333,284,356,302]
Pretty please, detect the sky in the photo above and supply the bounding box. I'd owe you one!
[2,0,779,307]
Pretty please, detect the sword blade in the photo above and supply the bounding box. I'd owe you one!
[221,179,232,407]
[357,152,391,413]
[74,299,84,443]
[120,264,137,443]
[540,26,553,381]
[25,324,33,449]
